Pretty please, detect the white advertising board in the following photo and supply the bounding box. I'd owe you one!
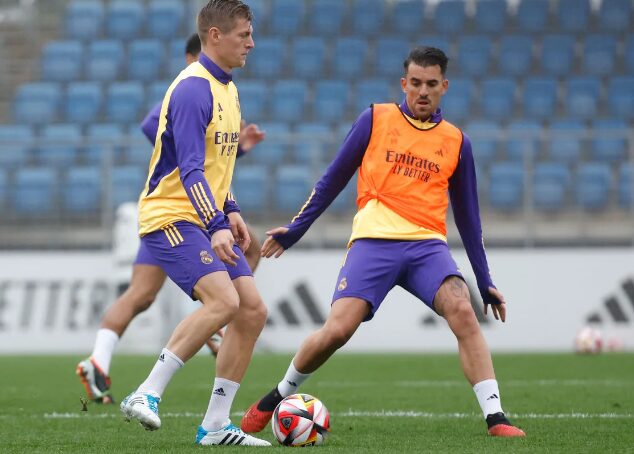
[0,248,632,353]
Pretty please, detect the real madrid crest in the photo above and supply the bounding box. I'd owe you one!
[200,250,213,264]
[338,277,347,291]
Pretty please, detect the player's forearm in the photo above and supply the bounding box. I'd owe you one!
[141,102,162,144]
[181,169,229,234]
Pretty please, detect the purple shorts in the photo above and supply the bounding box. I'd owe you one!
[134,240,161,266]
[332,238,463,320]
[140,221,252,299]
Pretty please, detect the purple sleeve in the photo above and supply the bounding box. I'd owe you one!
[140,102,162,144]
[448,133,497,304]
[273,108,372,249]
[170,77,229,234]
[223,191,240,214]
[236,145,246,159]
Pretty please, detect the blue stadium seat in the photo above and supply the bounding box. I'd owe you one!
[457,35,492,77]
[575,163,612,210]
[390,0,424,35]
[541,35,575,77]
[523,77,558,120]
[556,0,590,32]
[107,82,144,123]
[13,167,57,214]
[291,37,326,80]
[464,120,498,165]
[106,0,144,40]
[238,80,268,122]
[86,123,123,163]
[248,37,285,79]
[124,125,152,165]
[351,0,385,36]
[314,80,349,124]
[481,78,515,121]
[582,35,617,76]
[506,120,542,161]
[599,0,632,32]
[38,124,81,166]
[619,164,633,208]
[417,36,451,57]
[0,168,6,209]
[441,78,473,124]
[269,0,305,36]
[533,162,571,211]
[232,165,268,213]
[608,76,634,120]
[309,0,345,34]
[354,79,392,114]
[0,125,33,167]
[516,0,550,32]
[329,173,357,214]
[548,119,585,163]
[565,76,600,120]
[294,123,332,164]
[87,40,124,81]
[112,165,145,207]
[66,82,103,124]
[271,80,307,123]
[128,39,163,81]
[591,119,628,162]
[251,122,290,164]
[474,0,508,33]
[433,0,466,33]
[276,165,312,213]
[488,162,524,211]
[63,166,102,213]
[147,80,169,110]
[246,0,269,28]
[332,38,368,80]
[498,35,533,77]
[375,37,410,78]
[147,0,184,39]
[627,35,634,74]
[41,40,83,81]
[13,82,60,125]
[65,0,104,40]
[168,39,185,78]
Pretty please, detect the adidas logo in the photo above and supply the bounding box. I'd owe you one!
[213,387,226,396]
[486,393,499,400]
[158,353,165,362]
[421,279,490,327]
[266,282,326,327]
[287,380,298,387]
[586,277,634,325]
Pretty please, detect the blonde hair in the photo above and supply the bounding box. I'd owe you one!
[197,0,252,44]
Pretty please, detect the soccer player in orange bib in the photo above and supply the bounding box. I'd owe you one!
[241,47,525,438]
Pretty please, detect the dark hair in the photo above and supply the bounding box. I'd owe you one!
[197,0,253,43]
[403,47,449,75]
[185,33,201,57]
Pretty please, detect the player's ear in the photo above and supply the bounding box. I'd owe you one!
[208,26,221,44]
[400,77,407,93]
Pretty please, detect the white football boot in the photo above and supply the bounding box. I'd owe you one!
[120,391,161,431]
[195,421,271,446]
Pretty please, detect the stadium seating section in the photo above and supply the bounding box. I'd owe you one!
[3,0,634,218]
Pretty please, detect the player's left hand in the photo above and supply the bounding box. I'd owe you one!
[483,287,506,322]
[239,120,265,152]
[261,226,289,258]
[228,212,251,253]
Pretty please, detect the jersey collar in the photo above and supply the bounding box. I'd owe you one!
[198,52,233,85]
[400,100,443,125]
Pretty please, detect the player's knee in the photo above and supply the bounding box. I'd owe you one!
[127,286,159,313]
[323,324,354,349]
[446,300,479,334]
[201,288,240,320]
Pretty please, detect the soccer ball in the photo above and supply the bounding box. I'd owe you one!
[271,393,330,447]
[574,326,603,354]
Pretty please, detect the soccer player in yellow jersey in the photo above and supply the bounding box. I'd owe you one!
[119,1,270,446]
[241,47,525,438]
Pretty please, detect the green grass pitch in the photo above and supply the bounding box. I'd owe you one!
[1,353,633,453]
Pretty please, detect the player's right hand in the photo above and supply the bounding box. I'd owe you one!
[261,226,289,258]
[211,228,239,266]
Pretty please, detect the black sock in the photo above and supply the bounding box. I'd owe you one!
[256,387,283,411]
[486,412,511,429]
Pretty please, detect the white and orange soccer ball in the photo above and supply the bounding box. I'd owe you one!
[574,325,603,354]
[271,393,330,447]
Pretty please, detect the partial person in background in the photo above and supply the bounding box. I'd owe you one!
[119,0,270,445]
[240,47,525,438]
[76,32,265,406]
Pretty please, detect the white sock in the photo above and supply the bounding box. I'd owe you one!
[202,377,240,432]
[277,360,312,397]
[137,348,184,397]
[90,328,119,375]
[473,379,504,418]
